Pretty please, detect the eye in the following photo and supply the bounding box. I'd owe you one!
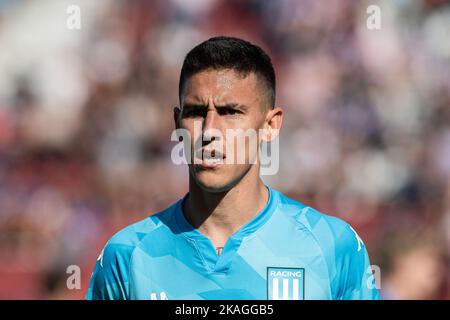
[219,108,241,116]
[183,108,206,118]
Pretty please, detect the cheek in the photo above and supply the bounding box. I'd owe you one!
[180,118,197,131]
[229,113,263,129]
[180,121,202,143]
[225,121,263,159]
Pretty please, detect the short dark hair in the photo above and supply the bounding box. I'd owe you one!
[179,36,276,108]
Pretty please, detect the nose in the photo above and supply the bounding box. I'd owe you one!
[202,109,220,144]
[203,109,216,130]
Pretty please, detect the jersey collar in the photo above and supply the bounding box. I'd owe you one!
[173,185,278,273]
[174,185,277,240]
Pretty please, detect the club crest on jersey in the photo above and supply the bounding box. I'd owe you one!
[267,267,305,300]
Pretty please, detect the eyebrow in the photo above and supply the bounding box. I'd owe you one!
[183,103,249,111]
[182,103,207,110]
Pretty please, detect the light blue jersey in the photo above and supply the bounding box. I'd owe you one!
[86,187,381,300]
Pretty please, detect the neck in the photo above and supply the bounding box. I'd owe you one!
[183,166,269,248]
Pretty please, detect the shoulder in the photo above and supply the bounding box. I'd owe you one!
[274,189,363,257]
[271,189,379,299]
[99,201,179,269]
[86,202,180,299]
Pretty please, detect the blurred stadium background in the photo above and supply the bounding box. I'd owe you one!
[0,0,449,299]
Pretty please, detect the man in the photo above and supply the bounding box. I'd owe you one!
[86,36,380,300]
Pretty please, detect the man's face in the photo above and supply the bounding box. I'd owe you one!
[176,69,269,192]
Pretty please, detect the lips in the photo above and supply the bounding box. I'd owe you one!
[196,149,226,168]
[202,149,225,160]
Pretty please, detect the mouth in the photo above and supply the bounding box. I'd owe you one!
[196,149,226,169]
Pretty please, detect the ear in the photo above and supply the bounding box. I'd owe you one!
[262,107,283,142]
[173,106,181,129]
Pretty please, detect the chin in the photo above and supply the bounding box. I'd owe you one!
[194,176,233,193]
[190,164,252,193]
[191,169,239,193]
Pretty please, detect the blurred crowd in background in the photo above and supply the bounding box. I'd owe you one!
[0,0,449,299]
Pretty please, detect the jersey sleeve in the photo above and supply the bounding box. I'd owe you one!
[335,224,381,300]
[86,241,134,300]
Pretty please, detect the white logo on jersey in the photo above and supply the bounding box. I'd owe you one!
[97,248,105,267]
[150,291,168,300]
[267,267,304,300]
[349,225,364,252]
[271,277,301,300]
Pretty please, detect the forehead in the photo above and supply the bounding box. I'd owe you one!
[182,69,261,105]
